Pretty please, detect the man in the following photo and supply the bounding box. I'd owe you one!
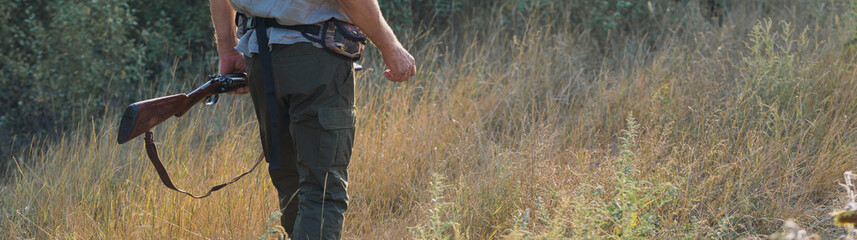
[207,0,415,239]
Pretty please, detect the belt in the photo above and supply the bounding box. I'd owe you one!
[236,12,321,35]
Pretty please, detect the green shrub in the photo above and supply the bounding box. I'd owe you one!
[0,0,214,171]
[573,0,658,33]
[379,0,466,31]
[379,0,684,41]
[128,0,213,79]
[0,0,145,162]
[742,19,810,106]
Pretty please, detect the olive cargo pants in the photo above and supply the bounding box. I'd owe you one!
[246,43,355,240]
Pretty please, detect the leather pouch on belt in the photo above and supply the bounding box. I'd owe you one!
[304,19,366,60]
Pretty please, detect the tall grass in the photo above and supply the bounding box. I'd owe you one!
[4,0,857,239]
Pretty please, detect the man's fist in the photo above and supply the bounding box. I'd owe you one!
[219,48,249,94]
[381,45,415,82]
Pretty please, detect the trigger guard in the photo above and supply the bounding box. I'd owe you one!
[204,95,219,105]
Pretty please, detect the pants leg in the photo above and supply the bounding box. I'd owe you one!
[247,43,355,240]
[268,166,300,235]
[247,51,301,236]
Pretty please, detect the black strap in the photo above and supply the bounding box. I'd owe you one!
[241,14,326,48]
[143,130,264,199]
[243,14,364,61]
[237,12,320,35]
[254,17,285,169]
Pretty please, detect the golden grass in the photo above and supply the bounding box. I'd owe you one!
[4,1,857,239]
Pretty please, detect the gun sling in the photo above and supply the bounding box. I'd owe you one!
[143,130,265,199]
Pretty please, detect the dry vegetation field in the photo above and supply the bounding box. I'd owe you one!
[4,1,857,239]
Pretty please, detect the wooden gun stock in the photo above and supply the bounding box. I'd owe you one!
[117,73,247,144]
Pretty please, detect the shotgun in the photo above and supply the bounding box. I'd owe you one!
[117,73,247,144]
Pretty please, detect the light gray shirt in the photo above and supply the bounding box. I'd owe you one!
[229,0,351,56]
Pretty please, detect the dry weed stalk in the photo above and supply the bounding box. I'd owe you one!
[829,171,857,239]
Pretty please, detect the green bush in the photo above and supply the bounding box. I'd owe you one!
[378,0,684,39]
[128,0,213,79]
[0,0,213,171]
[573,0,660,33]
[379,0,466,31]
[0,0,145,159]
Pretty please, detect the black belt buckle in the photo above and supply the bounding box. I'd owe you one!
[235,12,250,29]
[248,16,258,30]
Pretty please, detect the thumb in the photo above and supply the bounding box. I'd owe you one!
[384,69,394,80]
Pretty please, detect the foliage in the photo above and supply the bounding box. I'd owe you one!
[602,114,677,238]
[572,0,661,33]
[378,0,464,31]
[408,174,462,240]
[378,0,689,38]
[503,115,677,239]
[257,211,287,240]
[741,19,811,106]
[0,0,213,171]
[0,0,146,165]
[128,0,213,79]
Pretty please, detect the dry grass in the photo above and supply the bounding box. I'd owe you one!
[4,0,857,239]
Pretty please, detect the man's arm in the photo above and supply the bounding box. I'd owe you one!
[209,0,248,93]
[337,0,416,82]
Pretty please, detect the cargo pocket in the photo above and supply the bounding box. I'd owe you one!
[318,107,356,168]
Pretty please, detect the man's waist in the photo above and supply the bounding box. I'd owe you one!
[236,13,322,35]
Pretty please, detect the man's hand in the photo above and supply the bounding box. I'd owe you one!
[381,44,415,82]
[210,0,247,94]
[337,0,416,82]
[219,47,249,94]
